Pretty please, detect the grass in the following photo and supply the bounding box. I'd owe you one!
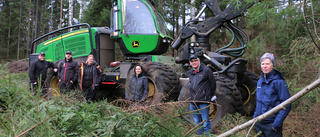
[0,65,199,137]
[1,63,320,137]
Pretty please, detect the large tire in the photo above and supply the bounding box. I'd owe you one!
[178,74,243,128]
[126,62,180,104]
[237,71,259,116]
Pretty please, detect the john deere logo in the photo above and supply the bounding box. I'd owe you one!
[132,41,140,48]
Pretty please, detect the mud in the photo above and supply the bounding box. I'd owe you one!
[8,60,29,73]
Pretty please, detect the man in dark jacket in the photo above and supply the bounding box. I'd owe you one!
[29,51,57,96]
[58,51,79,94]
[188,54,216,135]
[253,53,291,137]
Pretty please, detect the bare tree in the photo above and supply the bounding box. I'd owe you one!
[26,0,31,58]
[303,0,320,51]
[7,6,11,59]
[79,0,83,20]
[17,2,22,60]
[68,0,73,27]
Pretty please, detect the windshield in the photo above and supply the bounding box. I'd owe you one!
[123,0,157,34]
[147,1,169,36]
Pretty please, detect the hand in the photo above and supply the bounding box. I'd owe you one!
[59,79,61,82]
[33,82,37,84]
[272,127,277,131]
[53,68,58,72]
[70,80,73,83]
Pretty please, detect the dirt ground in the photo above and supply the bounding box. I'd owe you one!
[7,60,29,73]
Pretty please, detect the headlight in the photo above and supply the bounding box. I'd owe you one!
[190,48,195,54]
[162,39,167,43]
[190,43,195,47]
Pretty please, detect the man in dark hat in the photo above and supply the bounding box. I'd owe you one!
[188,54,216,135]
[58,51,79,94]
[29,51,58,96]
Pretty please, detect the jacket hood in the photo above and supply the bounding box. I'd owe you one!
[261,69,284,83]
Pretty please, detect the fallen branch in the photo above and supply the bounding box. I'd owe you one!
[16,110,62,137]
[218,68,320,137]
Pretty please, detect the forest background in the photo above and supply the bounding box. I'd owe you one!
[0,0,320,136]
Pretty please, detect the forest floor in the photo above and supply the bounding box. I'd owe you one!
[6,59,29,73]
[3,60,320,136]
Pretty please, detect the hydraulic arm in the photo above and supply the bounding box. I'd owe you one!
[172,0,254,72]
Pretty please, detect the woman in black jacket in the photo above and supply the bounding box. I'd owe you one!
[126,64,149,102]
[78,55,103,102]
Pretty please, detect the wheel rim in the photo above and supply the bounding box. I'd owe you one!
[240,84,251,105]
[209,100,218,119]
[147,78,156,100]
[50,76,60,96]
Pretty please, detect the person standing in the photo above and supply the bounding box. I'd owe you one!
[29,51,58,96]
[78,55,103,102]
[253,53,291,137]
[126,64,149,103]
[58,51,79,94]
[188,54,216,135]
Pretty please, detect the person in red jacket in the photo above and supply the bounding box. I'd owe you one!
[78,55,103,102]
[58,51,79,94]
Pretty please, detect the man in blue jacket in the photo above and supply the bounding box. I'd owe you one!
[188,54,216,135]
[254,53,291,137]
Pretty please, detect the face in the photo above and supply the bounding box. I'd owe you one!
[38,54,45,61]
[135,66,142,75]
[65,53,72,60]
[87,56,94,65]
[189,58,200,70]
[261,59,274,74]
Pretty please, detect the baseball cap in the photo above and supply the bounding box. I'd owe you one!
[39,51,45,55]
[189,54,199,61]
[66,51,72,55]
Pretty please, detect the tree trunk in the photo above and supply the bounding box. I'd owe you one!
[50,0,54,34]
[7,7,11,59]
[60,0,63,28]
[190,0,196,42]
[17,2,22,60]
[79,0,83,20]
[68,0,73,28]
[34,0,38,40]
[218,69,320,137]
[26,0,31,57]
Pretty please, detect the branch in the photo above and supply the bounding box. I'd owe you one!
[16,110,62,137]
[302,0,320,51]
[217,68,320,137]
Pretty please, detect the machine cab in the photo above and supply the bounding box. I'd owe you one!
[111,0,172,57]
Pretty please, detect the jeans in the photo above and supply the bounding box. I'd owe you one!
[255,122,283,137]
[190,103,211,135]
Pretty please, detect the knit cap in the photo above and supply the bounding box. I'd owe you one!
[260,52,275,66]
